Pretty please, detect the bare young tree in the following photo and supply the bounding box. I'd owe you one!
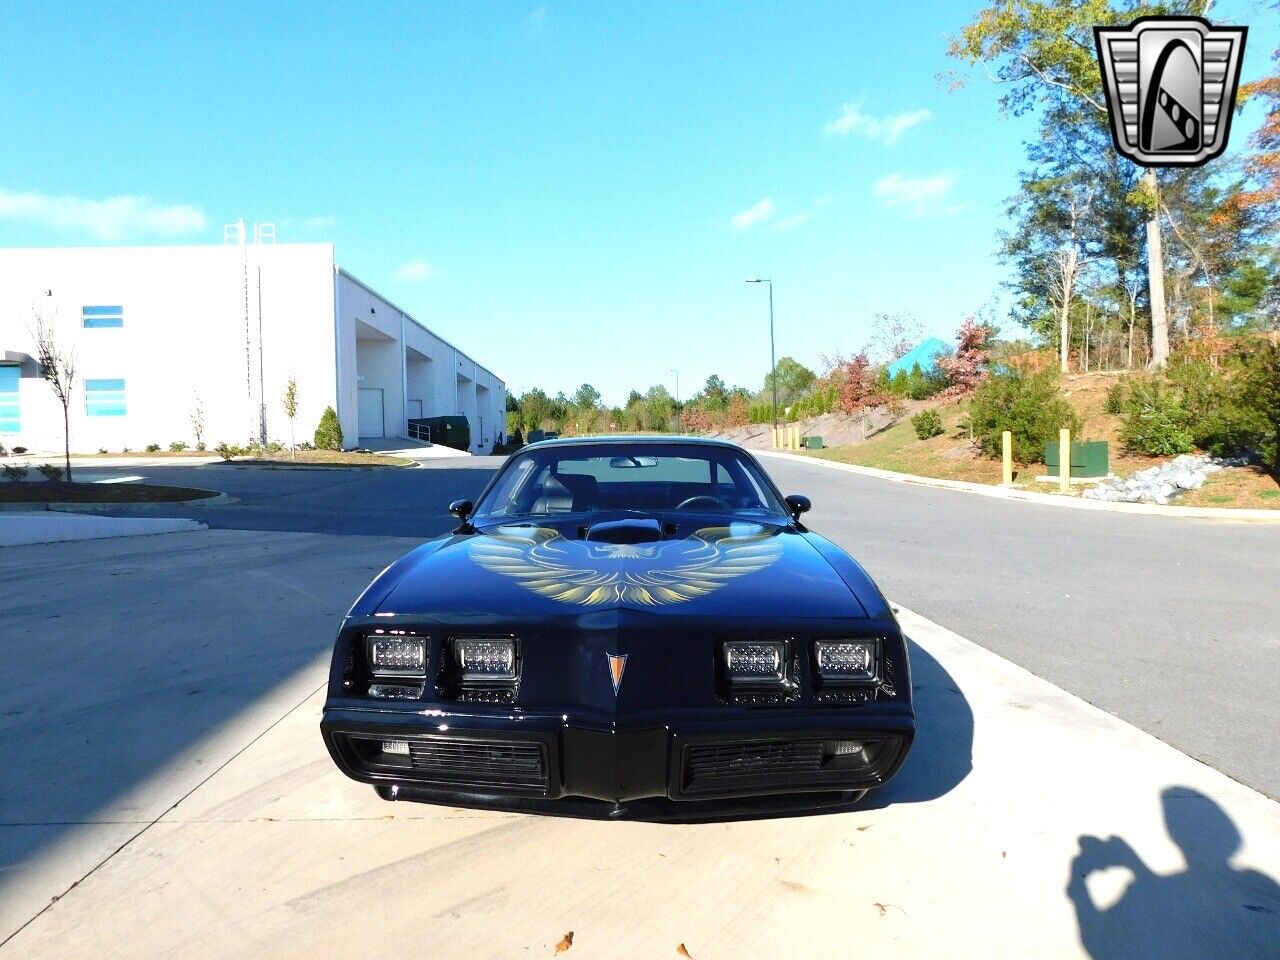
[1048,191,1099,373]
[190,393,206,451]
[30,309,76,482]
[866,311,925,364]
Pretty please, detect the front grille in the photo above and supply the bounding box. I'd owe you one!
[684,740,824,794]
[406,738,548,793]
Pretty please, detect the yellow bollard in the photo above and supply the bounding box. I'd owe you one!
[1002,431,1013,485]
[1059,428,1071,493]
[793,425,801,450]
[771,427,778,449]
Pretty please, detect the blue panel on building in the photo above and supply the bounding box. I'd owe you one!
[886,337,953,378]
[0,366,18,433]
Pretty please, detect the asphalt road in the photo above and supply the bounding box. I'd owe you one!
[22,454,1280,799]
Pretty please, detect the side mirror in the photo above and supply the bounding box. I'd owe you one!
[449,499,474,520]
[784,494,811,521]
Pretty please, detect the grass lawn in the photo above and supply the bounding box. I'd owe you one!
[807,405,1007,484]
[800,373,1173,489]
[1177,466,1280,510]
[225,450,412,467]
[0,481,219,503]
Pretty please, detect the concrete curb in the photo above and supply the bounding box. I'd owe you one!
[757,450,1280,524]
[0,512,208,547]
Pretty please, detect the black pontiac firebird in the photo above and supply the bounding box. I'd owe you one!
[321,436,914,819]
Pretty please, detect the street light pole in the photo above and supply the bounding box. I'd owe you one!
[671,368,680,433]
[747,279,777,431]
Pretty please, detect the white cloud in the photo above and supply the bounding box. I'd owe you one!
[823,103,931,145]
[771,212,812,232]
[527,5,547,34]
[396,259,440,281]
[731,196,775,232]
[302,215,336,231]
[872,172,963,217]
[813,193,835,207]
[0,188,208,241]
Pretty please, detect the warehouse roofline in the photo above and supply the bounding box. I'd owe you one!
[336,267,503,386]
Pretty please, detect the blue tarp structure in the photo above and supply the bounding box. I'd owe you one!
[886,337,952,377]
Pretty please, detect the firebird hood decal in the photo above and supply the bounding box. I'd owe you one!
[469,523,784,607]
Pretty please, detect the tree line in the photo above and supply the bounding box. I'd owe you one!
[952,0,1279,374]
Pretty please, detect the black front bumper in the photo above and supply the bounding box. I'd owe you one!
[321,706,913,818]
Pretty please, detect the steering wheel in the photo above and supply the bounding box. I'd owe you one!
[674,495,731,511]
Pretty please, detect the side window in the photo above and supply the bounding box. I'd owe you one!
[82,306,124,329]
[0,366,19,433]
[85,379,127,417]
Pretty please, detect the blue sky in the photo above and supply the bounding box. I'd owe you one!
[1,1,1275,405]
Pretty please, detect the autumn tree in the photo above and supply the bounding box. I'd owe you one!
[936,316,994,396]
[835,353,884,414]
[1239,23,1280,218]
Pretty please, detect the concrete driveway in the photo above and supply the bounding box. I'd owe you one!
[2,457,1278,957]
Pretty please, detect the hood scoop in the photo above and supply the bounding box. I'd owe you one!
[584,518,664,544]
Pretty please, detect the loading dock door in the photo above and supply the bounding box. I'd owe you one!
[357,387,385,438]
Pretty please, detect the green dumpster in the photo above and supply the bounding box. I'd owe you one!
[804,436,825,450]
[1043,440,1109,478]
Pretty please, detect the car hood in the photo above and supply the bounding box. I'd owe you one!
[364,522,879,620]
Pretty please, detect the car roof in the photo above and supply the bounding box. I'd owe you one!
[519,434,747,452]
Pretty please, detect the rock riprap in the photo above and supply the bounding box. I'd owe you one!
[1082,454,1249,504]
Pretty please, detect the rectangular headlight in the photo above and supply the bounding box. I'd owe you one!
[366,635,426,677]
[723,640,786,685]
[454,638,517,681]
[813,639,879,683]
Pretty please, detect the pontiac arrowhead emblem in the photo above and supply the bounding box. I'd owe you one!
[607,654,627,696]
[1095,17,1247,167]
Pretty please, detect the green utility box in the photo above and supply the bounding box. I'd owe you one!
[1043,439,1109,478]
[804,436,825,450]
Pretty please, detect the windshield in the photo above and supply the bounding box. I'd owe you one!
[473,443,789,523]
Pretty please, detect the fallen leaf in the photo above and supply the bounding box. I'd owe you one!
[555,932,574,954]
[872,902,907,918]
[856,825,871,832]
[1002,850,1007,859]
[777,879,808,894]
[677,944,694,958]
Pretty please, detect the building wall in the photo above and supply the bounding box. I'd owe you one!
[335,270,506,452]
[0,244,504,454]
[0,244,337,453]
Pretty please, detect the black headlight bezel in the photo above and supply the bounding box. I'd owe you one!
[450,635,521,686]
[364,632,429,679]
[719,639,793,692]
[811,637,882,687]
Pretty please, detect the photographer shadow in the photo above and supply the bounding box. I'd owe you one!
[1068,786,1280,960]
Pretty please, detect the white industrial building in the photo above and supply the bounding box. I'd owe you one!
[0,232,506,455]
